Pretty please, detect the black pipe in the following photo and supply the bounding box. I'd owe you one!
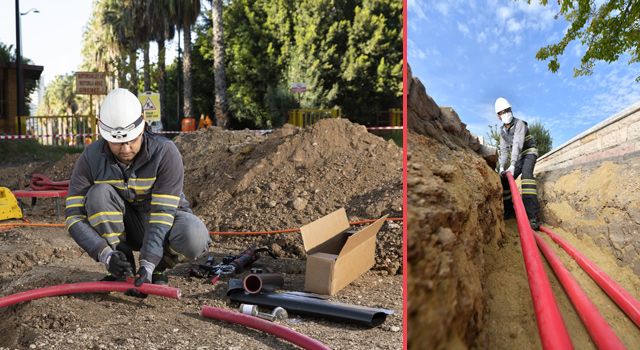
[227,280,393,327]
[243,273,284,294]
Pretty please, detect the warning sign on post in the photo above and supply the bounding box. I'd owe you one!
[138,91,161,122]
[75,72,107,95]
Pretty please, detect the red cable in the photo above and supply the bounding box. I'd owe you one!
[201,305,331,350]
[540,226,640,329]
[505,172,573,349]
[534,232,626,350]
[0,281,181,308]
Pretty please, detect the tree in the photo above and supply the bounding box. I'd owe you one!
[529,121,553,156]
[168,0,201,119]
[486,122,553,157]
[1,42,38,114]
[533,0,640,79]
[212,0,229,127]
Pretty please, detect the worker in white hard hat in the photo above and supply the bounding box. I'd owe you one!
[495,97,541,230]
[65,88,210,290]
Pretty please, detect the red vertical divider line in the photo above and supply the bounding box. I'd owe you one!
[506,172,573,349]
[535,232,626,350]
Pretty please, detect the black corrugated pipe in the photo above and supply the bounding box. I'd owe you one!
[227,279,393,327]
[243,273,284,294]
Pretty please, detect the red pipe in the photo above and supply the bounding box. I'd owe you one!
[0,281,181,307]
[540,226,640,329]
[200,305,331,350]
[534,233,626,349]
[505,172,573,349]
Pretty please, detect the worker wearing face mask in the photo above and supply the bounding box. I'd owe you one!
[496,97,541,230]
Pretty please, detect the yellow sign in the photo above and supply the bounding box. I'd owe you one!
[138,91,161,122]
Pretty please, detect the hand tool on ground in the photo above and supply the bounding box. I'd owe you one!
[189,246,277,279]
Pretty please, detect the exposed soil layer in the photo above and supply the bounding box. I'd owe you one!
[537,159,640,274]
[407,66,503,349]
[0,119,402,349]
[480,222,640,349]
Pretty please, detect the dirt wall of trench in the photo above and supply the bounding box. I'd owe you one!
[538,156,640,275]
[407,66,504,349]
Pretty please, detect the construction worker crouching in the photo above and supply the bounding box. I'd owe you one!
[495,97,541,230]
[65,88,210,287]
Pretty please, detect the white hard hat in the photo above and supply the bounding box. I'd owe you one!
[494,97,511,114]
[99,88,144,143]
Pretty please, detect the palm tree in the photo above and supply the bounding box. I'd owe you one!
[147,0,176,127]
[168,0,201,119]
[212,0,229,127]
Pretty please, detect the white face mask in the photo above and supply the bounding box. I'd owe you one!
[500,111,513,124]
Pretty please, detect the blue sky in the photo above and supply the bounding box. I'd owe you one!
[408,0,640,147]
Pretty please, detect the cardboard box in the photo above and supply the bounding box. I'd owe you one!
[300,208,388,295]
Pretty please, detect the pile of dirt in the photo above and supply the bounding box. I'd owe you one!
[174,118,403,274]
[537,159,640,274]
[407,66,504,349]
[0,119,402,349]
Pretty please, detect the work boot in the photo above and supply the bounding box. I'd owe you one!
[529,218,540,231]
[504,209,515,220]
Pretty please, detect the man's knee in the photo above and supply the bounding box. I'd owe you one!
[85,184,122,211]
[168,213,210,260]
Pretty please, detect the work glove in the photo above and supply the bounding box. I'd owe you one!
[506,165,515,175]
[134,259,155,287]
[106,251,134,280]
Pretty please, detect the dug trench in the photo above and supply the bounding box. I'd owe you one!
[407,65,640,349]
[0,118,402,349]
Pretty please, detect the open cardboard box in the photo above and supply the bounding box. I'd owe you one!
[300,208,388,295]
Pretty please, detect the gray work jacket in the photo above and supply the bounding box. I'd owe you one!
[65,131,189,265]
[499,117,538,168]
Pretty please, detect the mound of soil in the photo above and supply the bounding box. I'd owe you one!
[174,118,403,274]
[0,118,402,349]
[407,66,503,349]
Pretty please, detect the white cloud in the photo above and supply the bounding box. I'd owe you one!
[508,65,517,74]
[408,0,428,21]
[489,42,499,53]
[497,7,512,21]
[477,31,487,43]
[514,35,523,45]
[507,18,523,32]
[435,2,450,16]
[457,22,470,36]
[408,39,440,61]
[516,1,557,31]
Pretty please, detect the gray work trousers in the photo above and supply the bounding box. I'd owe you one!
[85,184,210,267]
[501,154,541,222]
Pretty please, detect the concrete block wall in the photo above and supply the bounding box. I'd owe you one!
[536,102,640,174]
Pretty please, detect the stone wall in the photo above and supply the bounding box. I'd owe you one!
[536,102,640,274]
[536,102,640,173]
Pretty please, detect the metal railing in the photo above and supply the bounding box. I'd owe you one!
[287,108,341,127]
[17,115,98,147]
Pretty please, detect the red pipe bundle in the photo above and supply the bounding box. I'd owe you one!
[505,172,573,349]
[534,233,626,350]
[540,226,640,329]
[0,281,181,307]
[200,305,331,350]
[29,173,69,191]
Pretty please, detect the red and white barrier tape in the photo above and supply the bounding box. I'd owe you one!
[0,126,402,140]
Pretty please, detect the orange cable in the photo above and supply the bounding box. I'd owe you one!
[0,217,403,235]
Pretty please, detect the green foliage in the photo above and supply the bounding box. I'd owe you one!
[528,121,553,156]
[532,0,640,79]
[487,124,501,148]
[487,121,553,157]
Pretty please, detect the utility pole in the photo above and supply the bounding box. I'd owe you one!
[15,0,23,135]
